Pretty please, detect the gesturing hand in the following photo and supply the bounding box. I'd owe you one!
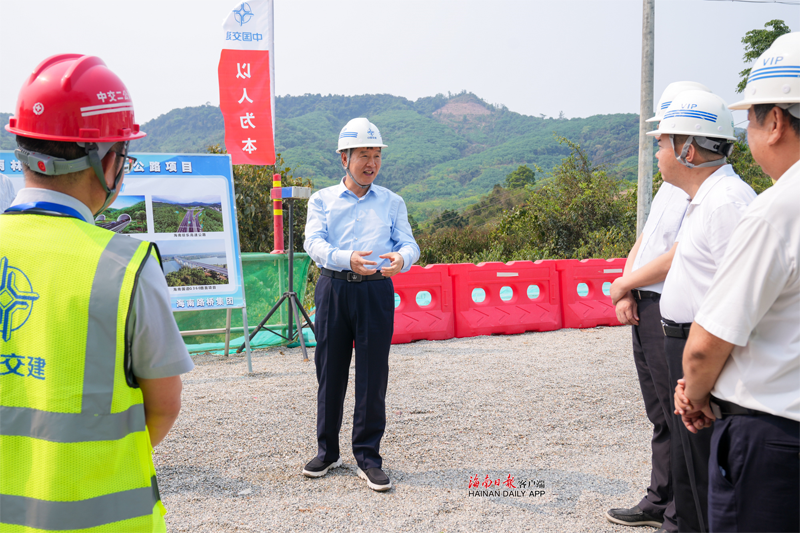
[379,252,404,278]
[350,250,378,276]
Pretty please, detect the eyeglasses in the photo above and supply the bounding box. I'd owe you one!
[111,149,137,174]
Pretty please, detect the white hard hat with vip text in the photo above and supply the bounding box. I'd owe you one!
[647,90,736,141]
[729,31,800,116]
[647,81,712,123]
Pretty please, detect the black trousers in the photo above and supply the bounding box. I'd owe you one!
[632,297,677,531]
[664,334,713,532]
[709,413,800,532]
[314,275,394,470]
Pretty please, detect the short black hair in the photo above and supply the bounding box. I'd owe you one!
[16,135,85,160]
[753,104,800,137]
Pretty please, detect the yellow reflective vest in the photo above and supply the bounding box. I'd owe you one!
[0,210,167,532]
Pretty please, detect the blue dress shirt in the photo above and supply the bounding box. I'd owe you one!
[304,179,420,272]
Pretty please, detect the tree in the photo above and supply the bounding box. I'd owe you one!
[495,137,636,260]
[135,210,146,221]
[504,164,536,189]
[430,209,467,231]
[736,19,790,93]
[206,145,312,253]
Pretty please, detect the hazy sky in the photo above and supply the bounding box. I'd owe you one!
[0,0,797,126]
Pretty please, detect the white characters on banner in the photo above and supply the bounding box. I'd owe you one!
[233,63,257,153]
[242,139,257,154]
[240,113,255,129]
[238,88,253,104]
[236,63,251,79]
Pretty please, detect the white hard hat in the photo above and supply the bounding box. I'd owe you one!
[336,118,388,153]
[646,81,712,123]
[729,32,800,118]
[647,90,737,141]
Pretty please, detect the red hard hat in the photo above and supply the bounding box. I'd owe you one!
[5,54,146,143]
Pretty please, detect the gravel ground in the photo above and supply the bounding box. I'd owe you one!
[156,326,662,533]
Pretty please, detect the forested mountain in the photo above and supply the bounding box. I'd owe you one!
[0,93,640,219]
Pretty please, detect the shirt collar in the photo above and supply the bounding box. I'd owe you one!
[691,164,735,206]
[11,188,94,223]
[774,159,800,188]
[337,177,376,200]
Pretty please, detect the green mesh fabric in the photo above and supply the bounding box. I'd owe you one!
[175,253,313,349]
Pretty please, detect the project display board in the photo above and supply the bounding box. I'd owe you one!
[0,152,246,311]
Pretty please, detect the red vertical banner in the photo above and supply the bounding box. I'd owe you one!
[218,49,275,165]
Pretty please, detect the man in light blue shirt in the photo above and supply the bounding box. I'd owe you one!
[302,118,419,492]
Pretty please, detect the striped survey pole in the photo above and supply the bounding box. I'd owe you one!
[271,173,285,253]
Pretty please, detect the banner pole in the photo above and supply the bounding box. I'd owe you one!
[242,307,252,372]
[224,308,232,356]
[269,0,276,142]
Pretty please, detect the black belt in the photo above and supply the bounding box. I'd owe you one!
[662,319,692,338]
[632,289,660,301]
[320,268,385,282]
[710,397,765,419]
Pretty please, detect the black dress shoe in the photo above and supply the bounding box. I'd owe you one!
[605,505,663,527]
[302,457,342,478]
[357,467,392,492]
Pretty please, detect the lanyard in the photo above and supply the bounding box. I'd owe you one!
[4,201,88,223]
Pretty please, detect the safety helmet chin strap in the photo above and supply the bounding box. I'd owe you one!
[14,141,124,216]
[80,141,128,216]
[670,135,727,169]
[343,148,370,189]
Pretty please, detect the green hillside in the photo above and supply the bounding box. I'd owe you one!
[1,94,641,221]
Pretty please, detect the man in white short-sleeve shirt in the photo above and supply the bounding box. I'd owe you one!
[676,32,800,533]
[605,180,689,532]
[649,90,755,533]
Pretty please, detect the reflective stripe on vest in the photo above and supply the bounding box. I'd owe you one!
[0,214,163,531]
[0,476,160,531]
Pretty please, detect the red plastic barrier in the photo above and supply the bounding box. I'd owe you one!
[449,261,561,338]
[391,264,455,344]
[555,259,625,329]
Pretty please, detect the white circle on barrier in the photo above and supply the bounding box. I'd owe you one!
[577,283,589,297]
[602,282,611,297]
[394,293,401,309]
[472,288,486,303]
[500,286,513,302]
[416,291,432,307]
[527,285,540,300]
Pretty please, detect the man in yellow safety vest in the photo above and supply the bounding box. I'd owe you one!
[0,54,194,532]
